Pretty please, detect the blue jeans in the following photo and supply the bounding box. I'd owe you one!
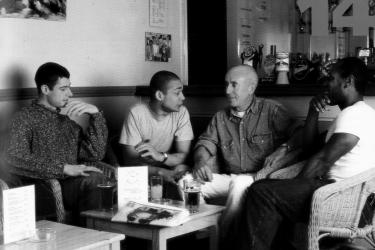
[227,178,331,250]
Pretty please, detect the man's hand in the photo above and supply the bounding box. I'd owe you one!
[309,93,331,113]
[135,140,164,162]
[65,101,99,117]
[263,146,288,169]
[193,164,213,182]
[63,164,103,177]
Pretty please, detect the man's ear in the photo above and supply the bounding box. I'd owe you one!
[343,75,355,89]
[40,85,50,95]
[248,83,256,94]
[155,90,164,101]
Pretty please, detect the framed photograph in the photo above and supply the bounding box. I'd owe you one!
[0,0,66,21]
[145,32,171,62]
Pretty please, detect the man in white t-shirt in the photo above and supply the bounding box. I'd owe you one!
[119,71,194,186]
[227,57,375,250]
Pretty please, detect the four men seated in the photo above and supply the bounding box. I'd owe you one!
[3,57,374,249]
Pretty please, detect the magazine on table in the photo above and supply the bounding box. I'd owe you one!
[112,200,190,227]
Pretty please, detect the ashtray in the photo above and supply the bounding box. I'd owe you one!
[29,228,56,242]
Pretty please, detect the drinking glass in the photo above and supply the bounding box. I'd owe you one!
[150,176,163,202]
[97,181,116,211]
[183,179,201,213]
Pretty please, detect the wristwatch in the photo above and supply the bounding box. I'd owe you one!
[161,152,168,163]
[280,143,291,152]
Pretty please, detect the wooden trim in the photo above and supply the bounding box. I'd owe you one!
[136,84,326,97]
[137,84,375,97]
[2,84,375,101]
[0,86,136,101]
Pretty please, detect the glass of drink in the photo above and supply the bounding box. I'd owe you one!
[150,176,163,202]
[97,182,116,211]
[183,179,201,213]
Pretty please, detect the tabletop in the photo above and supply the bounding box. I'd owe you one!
[0,220,125,250]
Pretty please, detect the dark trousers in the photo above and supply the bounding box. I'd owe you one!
[20,172,105,226]
[228,178,331,250]
[60,172,105,225]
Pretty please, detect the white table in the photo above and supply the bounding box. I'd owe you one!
[82,202,224,250]
[0,220,125,250]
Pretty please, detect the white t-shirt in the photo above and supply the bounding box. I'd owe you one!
[119,103,194,153]
[326,101,375,181]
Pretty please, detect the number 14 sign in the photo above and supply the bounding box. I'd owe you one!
[297,0,375,36]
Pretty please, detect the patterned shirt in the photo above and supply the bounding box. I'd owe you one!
[195,97,300,174]
[6,101,108,180]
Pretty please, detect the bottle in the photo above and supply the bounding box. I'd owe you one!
[263,45,277,82]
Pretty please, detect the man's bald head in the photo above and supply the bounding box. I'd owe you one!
[225,65,259,111]
[226,65,258,89]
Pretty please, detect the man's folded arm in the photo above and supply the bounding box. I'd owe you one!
[298,133,359,179]
[78,112,108,162]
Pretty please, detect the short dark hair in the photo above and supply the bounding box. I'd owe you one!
[332,57,368,95]
[35,62,70,94]
[149,71,180,100]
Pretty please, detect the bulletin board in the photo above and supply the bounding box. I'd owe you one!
[0,0,187,89]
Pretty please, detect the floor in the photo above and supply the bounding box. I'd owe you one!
[122,234,209,250]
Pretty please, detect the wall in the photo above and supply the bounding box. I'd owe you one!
[227,0,295,68]
[0,0,187,89]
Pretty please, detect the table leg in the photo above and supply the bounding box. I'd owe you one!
[209,225,218,250]
[152,229,167,250]
[110,241,121,250]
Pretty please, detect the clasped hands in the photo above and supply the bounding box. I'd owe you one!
[134,140,165,163]
[64,101,99,117]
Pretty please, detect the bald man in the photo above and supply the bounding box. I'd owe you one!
[192,65,301,232]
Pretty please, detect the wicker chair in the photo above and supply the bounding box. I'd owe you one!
[271,165,375,250]
[308,167,375,250]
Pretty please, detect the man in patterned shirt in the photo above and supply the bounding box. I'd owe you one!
[6,62,108,225]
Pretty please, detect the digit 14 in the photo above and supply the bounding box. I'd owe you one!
[297,0,375,37]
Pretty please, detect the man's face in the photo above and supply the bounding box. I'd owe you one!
[225,70,254,109]
[44,77,73,108]
[160,79,185,112]
[326,72,345,106]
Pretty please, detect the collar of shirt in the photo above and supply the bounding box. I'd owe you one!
[228,96,260,121]
[31,100,62,115]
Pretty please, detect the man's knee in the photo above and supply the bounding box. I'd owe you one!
[230,175,254,190]
[247,179,273,196]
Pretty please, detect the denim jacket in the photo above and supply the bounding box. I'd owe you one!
[195,97,300,174]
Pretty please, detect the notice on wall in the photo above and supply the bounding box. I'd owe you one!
[118,166,148,208]
[2,185,36,244]
[150,0,167,27]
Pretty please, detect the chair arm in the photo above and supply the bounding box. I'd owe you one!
[43,179,65,223]
[95,161,117,180]
[0,178,9,191]
[308,167,375,250]
[313,168,375,201]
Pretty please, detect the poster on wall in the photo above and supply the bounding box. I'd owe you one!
[145,32,171,62]
[0,0,66,21]
[149,0,167,27]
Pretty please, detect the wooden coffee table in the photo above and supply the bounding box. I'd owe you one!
[81,202,224,250]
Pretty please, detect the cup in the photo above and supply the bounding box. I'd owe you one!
[30,228,56,242]
[183,179,201,213]
[150,176,163,202]
[97,182,116,211]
